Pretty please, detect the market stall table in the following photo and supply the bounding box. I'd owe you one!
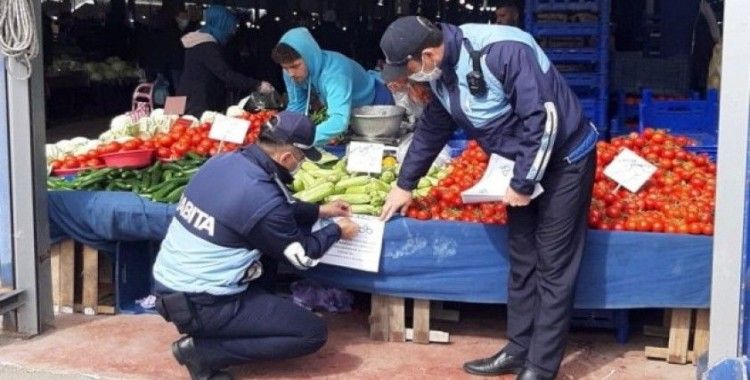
[47,190,712,357]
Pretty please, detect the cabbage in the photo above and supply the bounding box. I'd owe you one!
[70,137,89,146]
[200,111,218,124]
[150,109,165,118]
[55,139,74,154]
[99,130,114,142]
[46,144,60,162]
[226,106,245,118]
[115,136,134,144]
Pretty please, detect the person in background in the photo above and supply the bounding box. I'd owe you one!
[177,5,274,116]
[146,1,186,92]
[379,16,597,380]
[153,111,359,380]
[272,27,394,146]
[495,0,522,27]
[313,10,350,56]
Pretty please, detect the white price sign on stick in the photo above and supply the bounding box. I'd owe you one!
[603,148,657,193]
[346,141,384,174]
[317,215,385,273]
[209,114,250,145]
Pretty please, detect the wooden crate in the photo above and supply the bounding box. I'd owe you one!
[49,240,115,316]
[644,308,710,364]
[369,294,452,344]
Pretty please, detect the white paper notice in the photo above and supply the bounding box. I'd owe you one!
[317,215,385,273]
[603,148,657,193]
[461,154,544,204]
[346,141,385,174]
[209,114,250,144]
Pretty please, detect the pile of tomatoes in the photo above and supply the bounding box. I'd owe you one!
[408,129,716,235]
[407,140,508,224]
[589,129,715,235]
[49,110,277,171]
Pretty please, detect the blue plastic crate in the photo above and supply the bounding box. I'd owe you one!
[447,140,468,158]
[638,89,719,139]
[533,23,600,37]
[531,0,601,12]
[562,72,602,87]
[322,144,347,158]
[544,48,603,62]
[571,309,630,344]
[685,145,717,162]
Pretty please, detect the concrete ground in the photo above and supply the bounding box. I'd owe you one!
[0,306,694,380]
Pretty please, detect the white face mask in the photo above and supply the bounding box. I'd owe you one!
[409,59,442,82]
[177,18,189,30]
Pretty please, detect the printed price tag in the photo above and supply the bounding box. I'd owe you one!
[209,114,250,144]
[603,148,658,193]
[346,141,385,174]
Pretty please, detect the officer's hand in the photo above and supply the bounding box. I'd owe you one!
[380,186,413,221]
[503,187,531,207]
[336,217,359,240]
[320,200,352,218]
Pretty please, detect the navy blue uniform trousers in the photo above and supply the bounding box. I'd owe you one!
[503,150,596,377]
[170,286,327,371]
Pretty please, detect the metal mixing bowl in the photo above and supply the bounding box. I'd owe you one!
[349,105,406,139]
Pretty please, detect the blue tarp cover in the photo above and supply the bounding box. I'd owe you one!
[48,191,712,308]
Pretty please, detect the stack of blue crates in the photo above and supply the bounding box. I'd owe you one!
[639,89,719,161]
[525,0,610,137]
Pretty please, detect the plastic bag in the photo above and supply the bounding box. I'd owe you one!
[290,279,353,313]
[241,91,283,112]
[397,132,452,168]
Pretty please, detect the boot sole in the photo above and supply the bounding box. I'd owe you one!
[463,365,522,376]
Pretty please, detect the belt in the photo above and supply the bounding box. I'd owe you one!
[564,123,598,164]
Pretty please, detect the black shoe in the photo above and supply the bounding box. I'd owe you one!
[516,367,554,380]
[172,336,233,380]
[463,350,524,376]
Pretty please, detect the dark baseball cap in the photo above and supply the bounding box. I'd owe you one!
[379,16,441,82]
[261,111,321,161]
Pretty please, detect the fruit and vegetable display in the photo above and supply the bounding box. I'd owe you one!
[588,129,715,235]
[46,109,277,172]
[47,101,716,235]
[46,56,140,83]
[48,154,206,203]
[408,130,716,234]
[290,154,447,216]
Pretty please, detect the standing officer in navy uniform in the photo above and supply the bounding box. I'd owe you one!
[379,17,598,380]
[152,111,359,380]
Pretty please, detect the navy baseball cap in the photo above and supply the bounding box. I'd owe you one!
[261,111,321,161]
[379,16,440,83]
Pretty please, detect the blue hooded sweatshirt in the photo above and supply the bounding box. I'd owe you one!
[279,28,378,145]
[200,6,237,45]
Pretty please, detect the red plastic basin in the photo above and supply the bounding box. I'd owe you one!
[100,149,155,169]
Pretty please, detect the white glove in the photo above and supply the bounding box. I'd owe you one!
[258,81,275,94]
[283,242,320,270]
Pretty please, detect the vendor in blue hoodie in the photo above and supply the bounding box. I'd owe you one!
[272,27,395,146]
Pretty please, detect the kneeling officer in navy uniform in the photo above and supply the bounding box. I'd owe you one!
[152,111,359,380]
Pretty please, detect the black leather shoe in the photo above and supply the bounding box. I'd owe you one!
[463,350,524,376]
[516,367,554,380]
[172,336,233,380]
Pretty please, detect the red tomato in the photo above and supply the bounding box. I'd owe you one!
[158,135,175,148]
[50,160,63,170]
[86,158,103,167]
[103,142,122,154]
[195,146,210,156]
[142,140,156,149]
[157,147,171,158]
[122,140,140,151]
